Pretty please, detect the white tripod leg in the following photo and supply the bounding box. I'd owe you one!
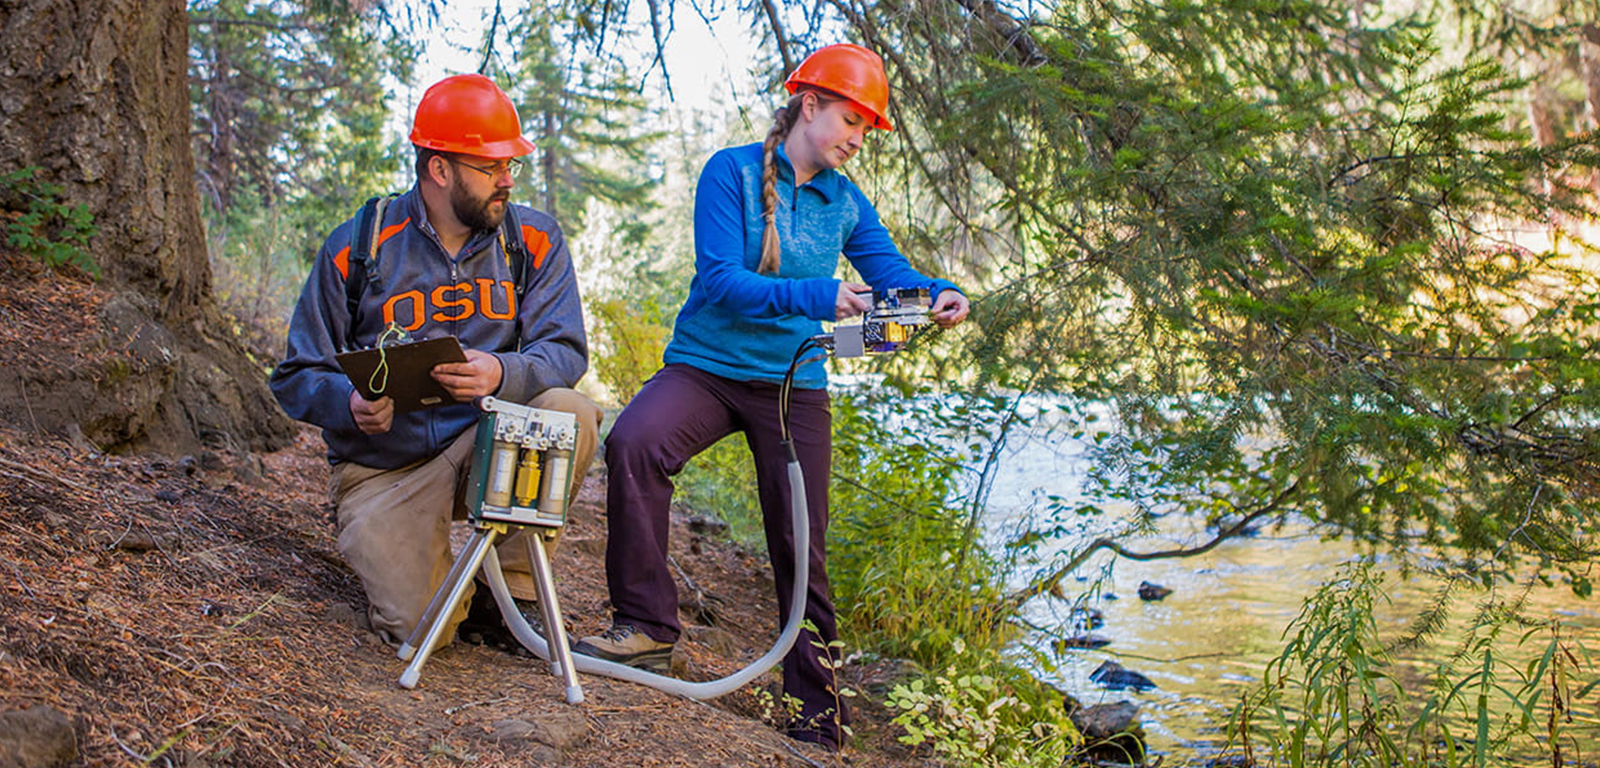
[531,532,583,703]
[398,526,498,689]
[398,525,496,662]
[483,537,584,704]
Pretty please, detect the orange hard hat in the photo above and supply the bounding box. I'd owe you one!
[409,74,535,158]
[784,44,894,131]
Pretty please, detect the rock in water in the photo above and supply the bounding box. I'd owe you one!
[1069,606,1105,630]
[1089,660,1156,691]
[1069,700,1145,763]
[1137,580,1172,601]
[1054,635,1112,651]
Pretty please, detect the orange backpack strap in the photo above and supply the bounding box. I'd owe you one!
[501,207,555,303]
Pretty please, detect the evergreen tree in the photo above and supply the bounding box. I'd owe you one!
[187,0,416,345]
[799,0,1600,596]
[751,1,1600,757]
[495,9,661,238]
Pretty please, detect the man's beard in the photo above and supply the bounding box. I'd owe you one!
[451,181,509,231]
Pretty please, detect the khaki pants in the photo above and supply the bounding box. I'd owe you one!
[329,388,602,646]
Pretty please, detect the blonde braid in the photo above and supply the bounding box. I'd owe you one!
[758,93,806,274]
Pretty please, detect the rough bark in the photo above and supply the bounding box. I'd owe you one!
[1524,51,1559,150]
[1582,24,1600,133]
[1521,52,1558,197]
[1580,23,1600,194]
[0,0,206,315]
[1527,87,1558,148]
[0,0,293,454]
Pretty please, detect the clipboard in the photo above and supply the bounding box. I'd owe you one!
[335,336,468,413]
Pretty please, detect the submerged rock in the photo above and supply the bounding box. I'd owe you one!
[1089,660,1156,691]
[1069,606,1106,630]
[1054,634,1112,651]
[1137,581,1172,601]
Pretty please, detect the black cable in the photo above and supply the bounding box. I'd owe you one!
[781,313,937,441]
[781,338,829,443]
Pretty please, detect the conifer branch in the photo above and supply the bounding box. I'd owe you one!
[188,17,318,31]
[644,0,674,100]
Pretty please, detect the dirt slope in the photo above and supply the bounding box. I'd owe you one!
[0,264,930,767]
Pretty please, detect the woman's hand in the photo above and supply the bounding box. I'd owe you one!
[431,349,504,401]
[930,290,970,328]
[836,281,871,320]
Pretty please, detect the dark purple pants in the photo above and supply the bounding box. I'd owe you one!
[604,363,847,745]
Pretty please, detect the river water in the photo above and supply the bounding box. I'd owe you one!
[968,400,1600,764]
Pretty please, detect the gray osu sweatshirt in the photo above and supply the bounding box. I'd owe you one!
[269,186,588,468]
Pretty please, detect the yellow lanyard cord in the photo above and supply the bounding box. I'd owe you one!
[367,323,410,395]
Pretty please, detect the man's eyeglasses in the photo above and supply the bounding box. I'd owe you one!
[448,156,527,180]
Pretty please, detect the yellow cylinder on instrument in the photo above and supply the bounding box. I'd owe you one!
[514,449,542,507]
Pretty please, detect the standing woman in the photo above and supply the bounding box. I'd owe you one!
[574,44,969,750]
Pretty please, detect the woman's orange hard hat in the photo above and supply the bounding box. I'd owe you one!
[784,44,894,131]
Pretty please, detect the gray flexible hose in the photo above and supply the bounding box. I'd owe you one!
[483,458,809,699]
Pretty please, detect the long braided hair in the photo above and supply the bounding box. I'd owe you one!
[757,88,840,274]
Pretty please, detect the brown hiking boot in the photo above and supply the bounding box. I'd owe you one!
[572,624,673,671]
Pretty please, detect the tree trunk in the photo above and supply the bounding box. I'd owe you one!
[0,0,293,455]
[1521,52,1558,197]
[1526,84,1558,149]
[1582,24,1600,133]
[543,110,559,219]
[1582,23,1600,194]
[0,0,208,317]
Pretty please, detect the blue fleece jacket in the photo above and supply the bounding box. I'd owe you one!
[663,142,961,388]
[269,187,588,468]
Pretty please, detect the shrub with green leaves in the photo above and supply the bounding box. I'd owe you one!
[827,387,990,656]
[0,167,98,276]
[887,641,1079,768]
[1229,563,1600,766]
[674,381,1081,764]
[588,295,672,405]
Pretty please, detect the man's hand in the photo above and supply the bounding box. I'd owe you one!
[350,390,394,435]
[930,290,970,329]
[836,281,871,320]
[431,348,504,401]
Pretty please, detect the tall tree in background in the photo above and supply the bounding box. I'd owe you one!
[1438,0,1599,196]
[0,0,293,453]
[497,9,661,237]
[483,6,670,404]
[188,0,417,348]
